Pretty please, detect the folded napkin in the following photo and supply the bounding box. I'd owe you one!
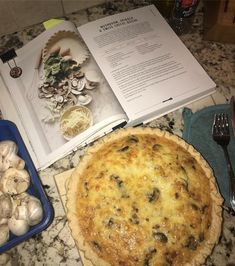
[182,104,235,207]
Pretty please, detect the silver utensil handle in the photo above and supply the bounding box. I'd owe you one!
[222,146,235,211]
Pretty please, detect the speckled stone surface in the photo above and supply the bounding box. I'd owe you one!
[0,1,235,265]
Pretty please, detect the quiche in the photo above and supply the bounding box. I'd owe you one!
[66,127,223,266]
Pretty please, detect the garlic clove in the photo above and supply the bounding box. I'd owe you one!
[0,224,9,246]
[11,193,43,226]
[12,193,43,226]
[27,197,43,226]
[14,205,28,220]
[4,154,25,170]
[0,194,13,219]
[0,168,30,195]
[12,192,29,205]
[0,156,10,172]
[0,218,8,225]
[0,141,25,171]
[0,141,17,157]
[8,216,29,236]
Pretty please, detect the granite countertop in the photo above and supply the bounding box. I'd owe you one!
[0,1,235,265]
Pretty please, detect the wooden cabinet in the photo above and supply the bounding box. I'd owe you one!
[204,0,235,44]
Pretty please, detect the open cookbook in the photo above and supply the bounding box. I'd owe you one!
[0,5,216,170]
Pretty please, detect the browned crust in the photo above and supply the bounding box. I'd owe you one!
[66,127,223,266]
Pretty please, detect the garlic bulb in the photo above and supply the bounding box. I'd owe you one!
[8,216,29,236]
[0,141,25,171]
[27,196,43,226]
[13,193,43,226]
[0,194,13,219]
[0,141,17,157]
[4,153,25,170]
[0,224,9,246]
[0,168,30,195]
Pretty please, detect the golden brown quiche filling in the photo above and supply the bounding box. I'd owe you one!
[67,128,223,266]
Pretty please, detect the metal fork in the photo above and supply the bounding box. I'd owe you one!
[212,113,235,211]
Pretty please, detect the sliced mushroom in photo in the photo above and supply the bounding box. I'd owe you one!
[77,93,92,105]
[85,70,100,84]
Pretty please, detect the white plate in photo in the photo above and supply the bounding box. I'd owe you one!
[59,105,93,140]
[43,30,90,66]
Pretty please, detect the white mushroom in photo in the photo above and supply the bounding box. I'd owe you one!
[76,77,86,91]
[77,93,92,105]
[59,47,70,57]
[85,81,98,90]
[48,45,61,56]
[62,55,72,61]
[8,216,29,236]
[0,168,30,195]
[0,224,9,246]
[85,70,100,84]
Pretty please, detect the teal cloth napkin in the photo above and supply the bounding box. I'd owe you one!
[182,104,235,207]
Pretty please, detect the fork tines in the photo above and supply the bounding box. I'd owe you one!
[213,113,230,136]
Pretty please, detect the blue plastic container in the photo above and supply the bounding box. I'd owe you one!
[0,120,54,253]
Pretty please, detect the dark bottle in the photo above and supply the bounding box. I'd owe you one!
[169,0,199,35]
[153,0,175,20]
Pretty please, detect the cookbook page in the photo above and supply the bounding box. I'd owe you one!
[0,21,126,169]
[78,5,216,126]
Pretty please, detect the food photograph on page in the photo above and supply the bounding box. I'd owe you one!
[38,30,95,140]
[38,30,92,124]
[19,28,124,150]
